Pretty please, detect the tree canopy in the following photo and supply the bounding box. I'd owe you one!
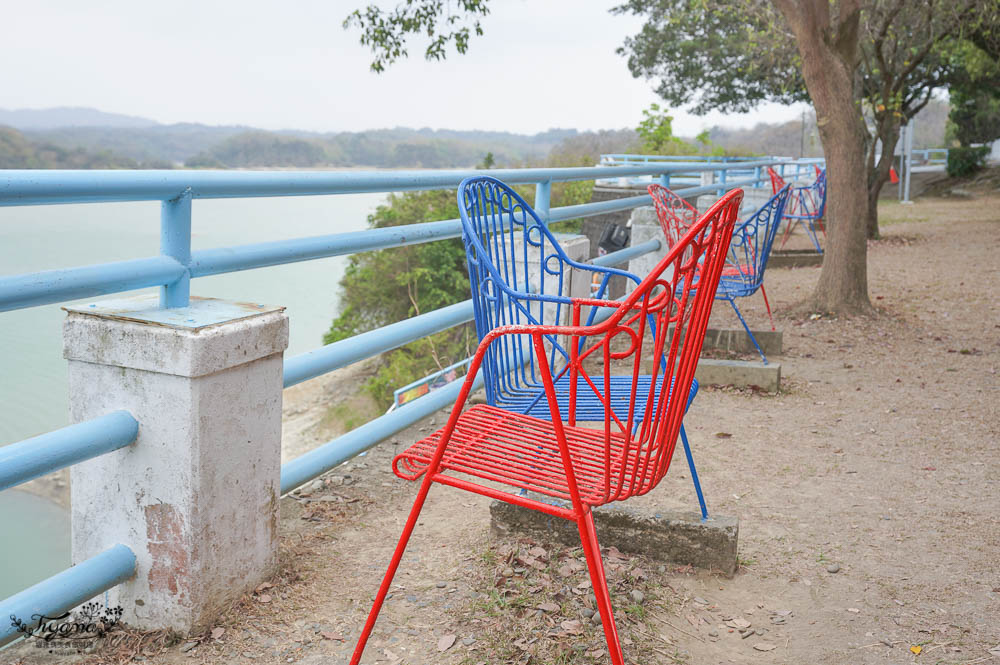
[342,0,998,315]
[344,0,490,73]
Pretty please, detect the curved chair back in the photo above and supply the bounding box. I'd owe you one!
[721,185,791,295]
[458,176,638,408]
[767,167,786,195]
[648,184,698,248]
[515,188,743,500]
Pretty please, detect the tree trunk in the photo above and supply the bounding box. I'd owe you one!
[773,0,873,316]
[866,121,901,239]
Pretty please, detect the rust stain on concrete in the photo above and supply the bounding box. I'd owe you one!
[145,503,189,598]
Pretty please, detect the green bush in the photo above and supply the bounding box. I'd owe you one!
[946,145,990,177]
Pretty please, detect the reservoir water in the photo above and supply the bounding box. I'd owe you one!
[0,192,385,599]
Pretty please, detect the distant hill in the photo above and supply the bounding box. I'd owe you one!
[0,126,155,168]
[0,107,159,130]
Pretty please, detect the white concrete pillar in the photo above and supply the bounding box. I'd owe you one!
[627,206,668,281]
[64,295,288,634]
[514,232,591,325]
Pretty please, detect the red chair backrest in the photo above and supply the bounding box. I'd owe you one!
[647,184,699,249]
[521,189,743,503]
[767,167,786,195]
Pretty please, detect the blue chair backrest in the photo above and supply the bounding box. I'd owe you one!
[724,185,791,290]
[457,176,638,403]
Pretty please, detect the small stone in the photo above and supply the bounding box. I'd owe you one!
[307,479,325,492]
[693,596,709,605]
[461,637,476,646]
[827,563,841,574]
[591,612,602,626]
[436,582,447,588]
[580,608,595,619]
[630,590,645,604]
[242,652,257,659]
[180,641,199,653]
[740,630,753,639]
[708,630,719,637]
[501,567,514,577]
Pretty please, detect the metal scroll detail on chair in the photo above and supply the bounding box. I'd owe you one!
[349,188,743,665]
[767,166,826,252]
[458,176,707,520]
[647,183,699,248]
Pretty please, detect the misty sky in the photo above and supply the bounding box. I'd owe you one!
[2,0,806,135]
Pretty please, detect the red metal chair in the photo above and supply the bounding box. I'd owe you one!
[349,189,743,665]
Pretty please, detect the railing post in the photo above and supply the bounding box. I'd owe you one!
[659,173,671,189]
[64,295,288,633]
[160,189,192,309]
[535,180,551,225]
[754,166,762,187]
[718,165,727,196]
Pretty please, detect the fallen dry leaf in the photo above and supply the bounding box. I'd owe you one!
[537,602,560,613]
[561,619,584,635]
[715,432,732,438]
[257,594,272,603]
[437,634,456,652]
[210,627,225,640]
[320,632,343,641]
[254,582,274,593]
[753,642,777,651]
[910,645,922,655]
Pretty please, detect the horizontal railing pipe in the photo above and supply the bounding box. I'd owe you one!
[283,300,475,388]
[190,219,464,277]
[0,256,186,313]
[0,161,796,206]
[0,411,139,492]
[0,544,136,647]
[280,369,485,493]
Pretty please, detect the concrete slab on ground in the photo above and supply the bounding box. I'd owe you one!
[769,249,823,268]
[491,496,739,576]
[700,327,783,356]
[695,358,781,392]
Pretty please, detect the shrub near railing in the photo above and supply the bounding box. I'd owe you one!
[946,146,990,177]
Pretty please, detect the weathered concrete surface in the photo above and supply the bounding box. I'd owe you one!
[769,249,824,268]
[694,358,781,392]
[626,206,668,282]
[65,296,288,634]
[701,327,783,356]
[491,495,739,576]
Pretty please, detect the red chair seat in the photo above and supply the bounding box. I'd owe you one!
[393,404,655,506]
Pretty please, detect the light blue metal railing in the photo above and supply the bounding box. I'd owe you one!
[0,156,821,642]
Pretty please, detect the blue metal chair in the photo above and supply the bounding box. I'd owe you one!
[711,185,791,364]
[458,175,710,519]
[770,167,826,252]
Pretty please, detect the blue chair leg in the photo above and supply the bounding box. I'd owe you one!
[679,424,708,521]
[805,219,823,253]
[726,297,767,364]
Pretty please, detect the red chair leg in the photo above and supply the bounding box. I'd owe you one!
[760,285,775,331]
[577,508,625,665]
[350,477,436,665]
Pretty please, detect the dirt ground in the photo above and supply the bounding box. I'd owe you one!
[9,188,998,665]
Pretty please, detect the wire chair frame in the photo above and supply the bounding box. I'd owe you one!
[713,185,791,363]
[350,188,744,665]
[459,176,707,518]
[767,167,826,252]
